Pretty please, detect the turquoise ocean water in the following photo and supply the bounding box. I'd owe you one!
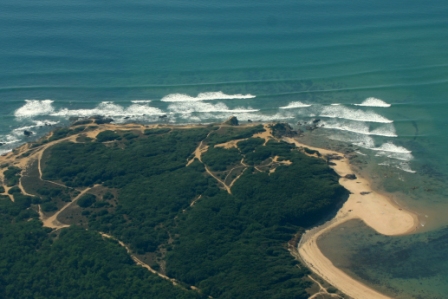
[1,0,447,297]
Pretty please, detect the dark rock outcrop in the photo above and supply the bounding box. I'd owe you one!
[344,174,357,180]
[327,154,343,161]
[224,116,239,126]
[94,117,114,124]
[270,123,297,138]
[23,130,33,137]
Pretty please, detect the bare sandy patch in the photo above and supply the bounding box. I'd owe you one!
[39,187,92,230]
[284,137,418,299]
[252,124,274,145]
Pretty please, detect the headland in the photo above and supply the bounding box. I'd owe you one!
[0,117,419,299]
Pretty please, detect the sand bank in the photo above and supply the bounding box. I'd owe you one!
[284,137,419,299]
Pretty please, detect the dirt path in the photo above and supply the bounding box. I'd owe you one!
[99,232,196,289]
[228,168,246,188]
[39,187,92,229]
[308,275,343,299]
[0,168,14,202]
[205,165,232,194]
[253,124,275,145]
[190,195,202,207]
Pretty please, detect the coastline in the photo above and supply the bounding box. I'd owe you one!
[0,120,420,299]
[284,137,419,299]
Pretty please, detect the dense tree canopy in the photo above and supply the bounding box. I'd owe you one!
[0,123,347,299]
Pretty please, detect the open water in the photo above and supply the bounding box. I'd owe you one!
[1,0,447,297]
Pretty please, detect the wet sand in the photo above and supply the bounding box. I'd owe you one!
[284,137,419,299]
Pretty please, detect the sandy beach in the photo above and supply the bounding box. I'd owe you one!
[284,137,419,299]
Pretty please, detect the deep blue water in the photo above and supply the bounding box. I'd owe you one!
[1,0,448,297]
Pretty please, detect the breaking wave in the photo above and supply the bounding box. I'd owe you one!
[161,91,256,102]
[14,99,55,118]
[279,101,311,109]
[371,142,411,154]
[131,100,152,103]
[320,105,393,123]
[321,120,397,137]
[51,102,165,120]
[354,97,391,107]
[371,142,414,162]
[167,102,258,114]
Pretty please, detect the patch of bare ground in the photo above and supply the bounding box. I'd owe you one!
[58,186,117,227]
[253,124,276,145]
[39,187,92,230]
[214,139,245,149]
[186,121,295,196]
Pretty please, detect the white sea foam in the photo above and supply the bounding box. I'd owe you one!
[372,143,414,162]
[371,142,411,154]
[354,97,391,107]
[320,105,393,123]
[167,101,259,114]
[321,120,397,137]
[279,101,311,109]
[396,162,416,173]
[330,103,341,106]
[161,91,256,102]
[33,120,60,127]
[0,134,20,144]
[131,100,152,103]
[12,125,36,135]
[51,102,165,119]
[0,149,12,155]
[327,132,376,149]
[14,99,55,118]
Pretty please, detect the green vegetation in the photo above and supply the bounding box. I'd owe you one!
[49,126,85,141]
[3,166,21,186]
[202,147,241,171]
[0,212,200,299]
[96,130,121,142]
[205,125,265,145]
[304,147,321,157]
[144,128,171,135]
[77,194,97,208]
[2,123,347,298]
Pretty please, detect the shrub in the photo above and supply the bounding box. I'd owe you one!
[77,194,97,208]
[96,131,120,142]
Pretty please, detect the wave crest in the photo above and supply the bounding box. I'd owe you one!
[51,102,165,120]
[320,105,393,123]
[161,91,256,102]
[322,120,397,137]
[354,97,391,107]
[279,101,311,109]
[167,102,258,114]
[14,99,55,118]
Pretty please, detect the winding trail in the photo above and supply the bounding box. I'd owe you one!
[99,232,201,291]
